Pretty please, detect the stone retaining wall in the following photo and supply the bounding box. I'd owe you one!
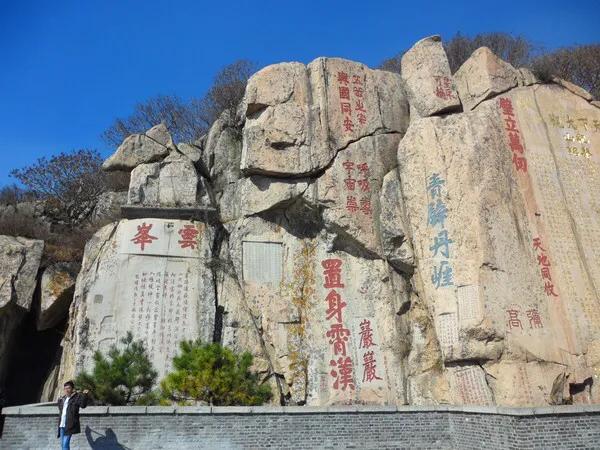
[2,404,600,449]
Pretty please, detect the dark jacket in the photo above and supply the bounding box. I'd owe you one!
[57,392,89,437]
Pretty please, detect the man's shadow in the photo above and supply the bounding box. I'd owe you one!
[85,425,129,449]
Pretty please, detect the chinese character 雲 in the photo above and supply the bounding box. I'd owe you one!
[178,224,199,250]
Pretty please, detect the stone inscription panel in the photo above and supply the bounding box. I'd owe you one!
[437,313,459,348]
[242,241,284,284]
[119,219,202,258]
[451,366,493,405]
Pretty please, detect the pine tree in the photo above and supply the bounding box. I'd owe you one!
[76,332,158,405]
[160,340,272,406]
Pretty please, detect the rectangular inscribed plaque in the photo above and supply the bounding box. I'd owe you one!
[242,241,284,284]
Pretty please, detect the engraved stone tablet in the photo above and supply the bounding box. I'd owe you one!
[242,241,283,284]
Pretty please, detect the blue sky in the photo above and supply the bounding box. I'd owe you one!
[1,0,598,185]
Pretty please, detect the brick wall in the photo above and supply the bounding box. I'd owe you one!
[1,404,599,449]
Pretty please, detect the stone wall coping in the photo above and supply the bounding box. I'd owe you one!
[3,403,600,417]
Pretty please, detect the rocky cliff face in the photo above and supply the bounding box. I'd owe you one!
[5,35,599,407]
[0,236,44,399]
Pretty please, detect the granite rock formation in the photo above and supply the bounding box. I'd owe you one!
[4,36,600,408]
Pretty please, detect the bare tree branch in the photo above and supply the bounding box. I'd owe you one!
[101,60,258,147]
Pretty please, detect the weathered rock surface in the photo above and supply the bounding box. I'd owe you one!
[401,35,461,116]
[0,236,43,386]
[379,171,414,274]
[241,57,409,177]
[44,42,600,408]
[552,77,594,101]
[158,153,199,206]
[454,46,519,111]
[200,110,243,202]
[37,263,77,330]
[91,191,127,223]
[397,83,600,406]
[128,153,202,207]
[224,216,409,405]
[102,124,172,171]
[304,132,401,256]
[0,236,44,313]
[517,67,538,87]
[177,142,202,163]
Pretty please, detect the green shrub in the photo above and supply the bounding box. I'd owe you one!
[160,340,272,406]
[76,332,158,405]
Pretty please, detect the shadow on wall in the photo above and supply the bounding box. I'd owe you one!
[85,426,129,450]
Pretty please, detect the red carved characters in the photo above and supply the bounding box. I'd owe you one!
[434,76,454,100]
[131,222,158,251]
[336,71,367,134]
[358,319,382,383]
[362,351,383,383]
[498,97,527,173]
[343,161,372,216]
[506,307,523,330]
[533,236,558,298]
[131,221,200,252]
[178,224,199,250]
[358,319,376,349]
[322,258,344,288]
[326,323,351,356]
[506,304,544,331]
[526,307,544,329]
[321,258,355,391]
[330,357,356,391]
[325,290,346,323]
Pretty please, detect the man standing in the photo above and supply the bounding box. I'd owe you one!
[57,381,90,450]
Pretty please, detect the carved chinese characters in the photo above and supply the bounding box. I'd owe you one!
[130,267,192,373]
[434,76,455,100]
[398,83,600,406]
[342,161,372,217]
[121,219,206,257]
[60,219,215,381]
[322,258,355,391]
[548,112,598,158]
[57,48,600,408]
[499,97,527,173]
[357,319,383,384]
[427,173,454,289]
[241,57,408,176]
[450,366,493,405]
[336,71,368,135]
[130,222,158,251]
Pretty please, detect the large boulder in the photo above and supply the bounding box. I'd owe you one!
[0,236,44,312]
[128,153,202,207]
[102,124,173,171]
[200,110,243,202]
[379,170,414,274]
[177,142,202,164]
[303,133,401,257]
[241,58,409,177]
[454,46,520,111]
[401,35,461,116]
